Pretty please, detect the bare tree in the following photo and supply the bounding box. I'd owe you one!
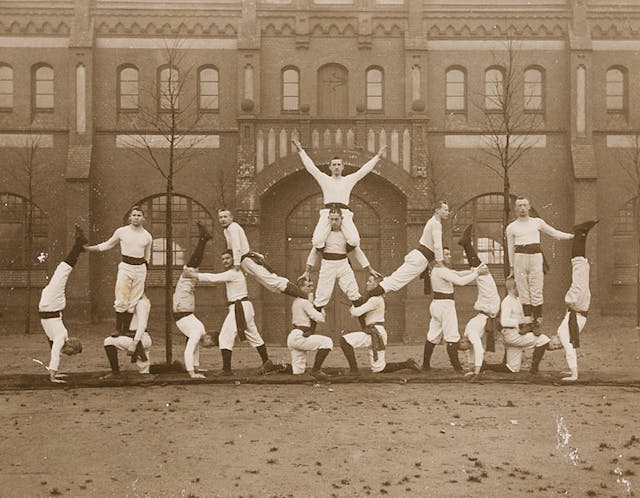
[124,40,211,364]
[473,36,540,278]
[10,135,46,333]
[615,135,640,327]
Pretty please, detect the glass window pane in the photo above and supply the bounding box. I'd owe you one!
[200,68,218,82]
[36,94,53,109]
[447,96,465,111]
[200,82,218,95]
[283,69,298,83]
[283,95,299,110]
[607,96,623,110]
[120,95,138,109]
[37,67,53,80]
[447,69,464,83]
[367,96,382,110]
[367,69,382,83]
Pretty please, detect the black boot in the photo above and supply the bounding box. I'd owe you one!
[220,349,233,374]
[256,344,269,363]
[340,336,359,374]
[122,312,134,335]
[422,341,436,371]
[572,220,598,258]
[457,224,481,267]
[131,340,148,363]
[446,342,463,372]
[63,225,88,267]
[530,345,547,374]
[312,348,331,372]
[104,345,120,374]
[113,312,125,337]
[284,282,308,299]
[186,222,212,267]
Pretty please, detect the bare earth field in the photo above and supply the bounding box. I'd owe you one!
[0,315,638,497]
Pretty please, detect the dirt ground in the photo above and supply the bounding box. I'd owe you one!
[0,315,638,497]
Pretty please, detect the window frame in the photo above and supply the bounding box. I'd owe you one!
[117,64,139,112]
[365,66,384,113]
[198,65,220,113]
[157,65,180,112]
[281,66,300,112]
[32,63,54,113]
[0,64,14,111]
[445,66,467,114]
[606,66,627,115]
[484,66,505,112]
[0,192,48,269]
[523,66,545,114]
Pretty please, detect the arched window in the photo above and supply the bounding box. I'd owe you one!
[613,198,637,285]
[366,67,383,111]
[118,65,139,111]
[0,193,48,268]
[199,66,219,111]
[606,67,626,113]
[33,64,54,111]
[524,67,544,112]
[131,195,214,268]
[318,63,348,116]
[158,66,179,110]
[282,67,299,111]
[445,67,466,112]
[485,66,504,111]
[0,65,13,109]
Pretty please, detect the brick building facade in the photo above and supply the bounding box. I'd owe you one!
[0,0,637,343]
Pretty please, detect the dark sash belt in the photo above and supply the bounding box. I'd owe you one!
[568,309,588,348]
[324,203,351,211]
[228,297,250,341]
[293,324,311,333]
[173,311,194,322]
[365,322,386,361]
[417,245,436,295]
[39,310,62,319]
[433,292,455,300]
[122,255,147,265]
[514,243,541,254]
[480,312,497,352]
[323,252,347,260]
[417,244,435,262]
[241,251,274,274]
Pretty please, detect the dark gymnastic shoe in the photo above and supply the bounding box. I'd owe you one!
[196,221,212,241]
[457,224,473,248]
[572,220,599,235]
[74,224,89,249]
[310,369,329,381]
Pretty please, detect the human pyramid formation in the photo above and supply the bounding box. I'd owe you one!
[38,138,598,384]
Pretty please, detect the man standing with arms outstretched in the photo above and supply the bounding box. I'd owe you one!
[218,208,307,299]
[506,197,573,331]
[291,138,386,251]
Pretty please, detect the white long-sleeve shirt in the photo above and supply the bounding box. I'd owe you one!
[223,222,251,266]
[291,298,326,327]
[305,230,370,268]
[198,269,248,302]
[506,217,572,268]
[173,273,197,312]
[297,149,379,205]
[418,216,444,262]
[564,257,591,312]
[350,296,385,325]
[474,274,501,316]
[96,225,152,261]
[430,267,478,294]
[500,294,526,329]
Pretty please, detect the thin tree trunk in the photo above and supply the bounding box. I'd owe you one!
[636,198,640,328]
[165,176,173,364]
[25,199,33,334]
[503,175,511,280]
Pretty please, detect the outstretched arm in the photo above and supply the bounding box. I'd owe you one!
[350,299,379,318]
[85,229,120,252]
[292,139,325,184]
[445,267,480,287]
[540,220,574,241]
[349,145,386,184]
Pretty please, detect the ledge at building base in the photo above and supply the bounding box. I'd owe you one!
[2,368,639,391]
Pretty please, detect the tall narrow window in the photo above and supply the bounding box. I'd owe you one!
[606,67,626,113]
[524,67,544,111]
[282,67,299,111]
[445,67,466,112]
[485,67,504,111]
[34,65,54,111]
[366,67,383,111]
[0,65,13,109]
[118,65,139,111]
[159,66,179,110]
[199,66,219,111]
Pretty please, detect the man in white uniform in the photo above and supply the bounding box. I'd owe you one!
[506,197,573,330]
[555,220,598,381]
[186,250,278,376]
[484,278,551,374]
[218,209,307,299]
[457,225,501,379]
[38,225,86,383]
[422,247,488,372]
[85,206,152,361]
[285,277,333,380]
[366,201,449,299]
[173,222,215,379]
[340,275,421,375]
[102,294,153,378]
[292,138,386,250]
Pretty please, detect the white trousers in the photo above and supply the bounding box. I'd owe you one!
[218,301,264,350]
[342,325,388,373]
[287,329,333,374]
[314,259,361,308]
[500,328,550,372]
[557,312,588,370]
[176,313,206,372]
[104,333,152,373]
[513,253,544,307]
[114,262,147,313]
[312,208,360,249]
[464,313,488,368]
[427,300,460,343]
[380,249,428,293]
[39,262,72,312]
[240,257,288,293]
[41,317,68,372]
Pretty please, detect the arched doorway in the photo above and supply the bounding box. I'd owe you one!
[318,63,348,116]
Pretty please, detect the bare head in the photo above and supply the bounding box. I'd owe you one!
[128,206,145,227]
[328,208,343,231]
[434,201,450,220]
[62,337,82,356]
[218,209,233,228]
[515,197,531,218]
[329,157,344,177]
[442,247,452,267]
[505,277,518,296]
[296,276,314,294]
[221,249,234,269]
[365,274,383,292]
